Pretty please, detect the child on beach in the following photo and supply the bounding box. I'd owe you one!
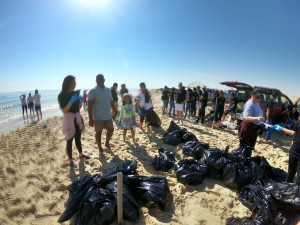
[119,93,136,142]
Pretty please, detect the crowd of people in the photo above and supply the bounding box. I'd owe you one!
[19,89,43,120]
[54,75,300,184]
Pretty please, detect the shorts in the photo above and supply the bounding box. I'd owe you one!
[94,119,114,133]
[175,103,184,112]
[121,118,134,129]
[35,105,41,111]
[28,102,34,108]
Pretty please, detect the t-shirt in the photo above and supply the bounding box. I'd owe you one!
[120,88,129,97]
[291,121,300,159]
[243,99,263,125]
[27,96,33,104]
[88,86,112,120]
[170,91,175,101]
[264,99,274,118]
[216,96,225,106]
[120,103,136,119]
[33,94,41,106]
[161,89,170,101]
[137,90,153,110]
[191,91,197,102]
[58,91,80,113]
[201,90,208,107]
[176,89,186,104]
[229,96,238,110]
[111,88,118,102]
[20,97,27,106]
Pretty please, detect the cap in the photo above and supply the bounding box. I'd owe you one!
[123,93,132,99]
[252,90,262,97]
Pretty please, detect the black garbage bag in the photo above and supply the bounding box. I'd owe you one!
[105,180,140,221]
[232,146,254,158]
[146,108,161,127]
[73,188,115,225]
[166,120,181,133]
[175,159,208,185]
[222,159,262,189]
[182,132,198,143]
[274,212,300,225]
[203,148,233,172]
[238,184,278,225]
[226,217,255,225]
[268,167,288,182]
[125,175,171,211]
[163,130,185,146]
[182,141,209,160]
[250,156,272,178]
[106,160,138,176]
[58,173,102,223]
[152,148,175,172]
[266,182,300,212]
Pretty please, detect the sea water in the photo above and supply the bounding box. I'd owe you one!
[0,88,138,133]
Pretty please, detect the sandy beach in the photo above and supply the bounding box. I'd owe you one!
[0,91,293,225]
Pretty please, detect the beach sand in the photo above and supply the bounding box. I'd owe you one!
[0,91,293,225]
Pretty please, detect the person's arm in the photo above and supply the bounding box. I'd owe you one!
[273,124,296,136]
[88,99,94,126]
[132,104,136,123]
[243,116,264,123]
[111,100,117,118]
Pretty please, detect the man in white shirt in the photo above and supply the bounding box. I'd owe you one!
[33,89,42,120]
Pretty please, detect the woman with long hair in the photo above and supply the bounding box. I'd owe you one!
[58,75,90,167]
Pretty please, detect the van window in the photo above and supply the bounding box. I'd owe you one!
[280,96,289,106]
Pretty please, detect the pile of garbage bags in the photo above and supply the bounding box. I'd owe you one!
[227,182,300,225]
[163,121,198,146]
[58,160,171,225]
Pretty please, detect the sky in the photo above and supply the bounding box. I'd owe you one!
[0,0,299,96]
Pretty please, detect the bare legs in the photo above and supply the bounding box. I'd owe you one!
[123,128,135,142]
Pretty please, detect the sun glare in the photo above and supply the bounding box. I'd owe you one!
[76,0,111,8]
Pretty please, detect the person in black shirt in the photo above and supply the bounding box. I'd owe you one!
[168,87,176,117]
[222,92,238,122]
[273,121,300,183]
[184,88,193,119]
[194,86,208,124]
[119,83,129,97]
[190,87,197,117]
[175,82,186,125]
[264,94,276,142]
[161,86,170,115]
[212,90,225,129]
[57,75,90,167]
[111,83,119,119]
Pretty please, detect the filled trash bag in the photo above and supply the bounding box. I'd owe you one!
[58,173,102,223]
[231,145,254,158]
[250,156,272,178]
[106,160,138,176]
[166,120,181,133]
[182,132,198,143]
[105,180,140,221]
[175,159,208,185]
[125,175,171,211]
[226,217,255,225]
[146,108,161,127]
[222,159,262,189]
[203,148,233,172]
[238,184,278,225]
[268,167,288,182]
[152,148,175,172]
[274,212,300,225]
[72,188,115,225]
[266,182,300,212]
[163,130,185,146]
[182,140,209,160]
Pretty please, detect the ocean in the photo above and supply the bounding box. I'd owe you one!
[0,88,138,133]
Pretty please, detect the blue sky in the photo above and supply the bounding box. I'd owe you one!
[0,0,299,96]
